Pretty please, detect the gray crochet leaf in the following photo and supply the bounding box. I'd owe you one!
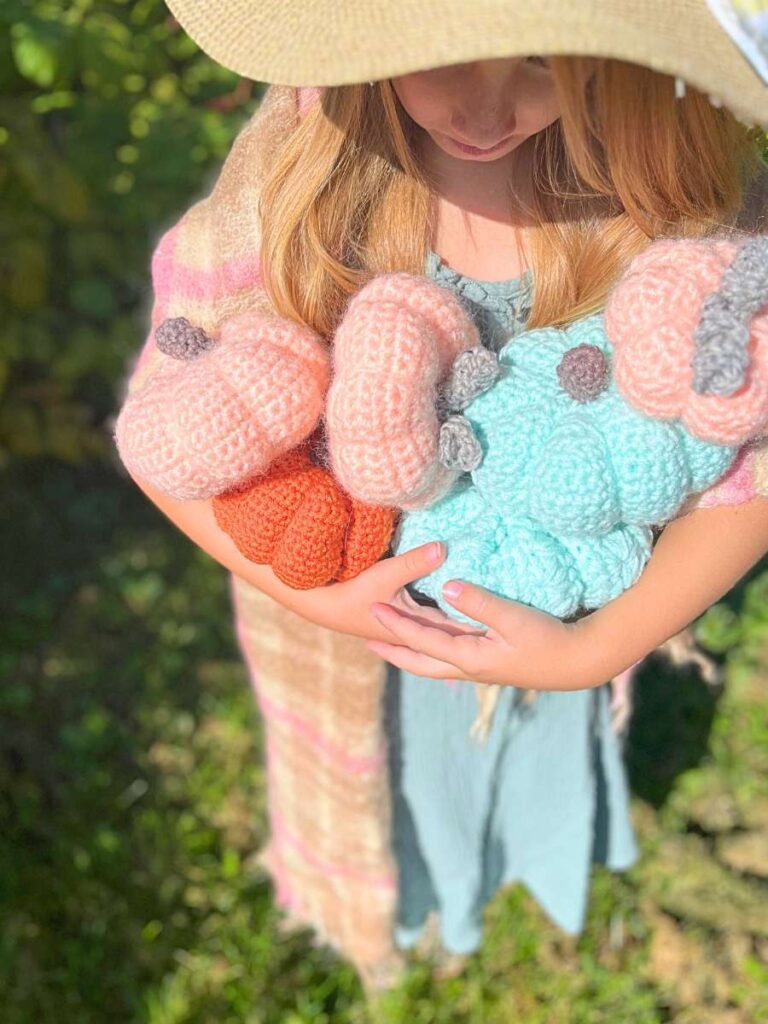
[437,346,501,417]
[692,234,768,396]
[439,414,483,471]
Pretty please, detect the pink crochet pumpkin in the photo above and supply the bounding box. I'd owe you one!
[325,233,768,520]
[114,310,330,500]
[605,235,768,445]
[325,271,482,509]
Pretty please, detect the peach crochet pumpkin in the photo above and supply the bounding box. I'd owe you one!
[325,271,482,510]
[605,236,768,446]
[114,310,330,500]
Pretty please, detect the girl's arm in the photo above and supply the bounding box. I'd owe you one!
[578,494,768,681]
[127,469,451,645]
[364,494,768,689]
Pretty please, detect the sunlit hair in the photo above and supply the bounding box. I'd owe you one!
[259,56,763,338]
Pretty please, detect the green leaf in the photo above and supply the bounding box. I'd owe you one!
[69,277,118,320]
[694,603,742,654]
[10,21,64,88]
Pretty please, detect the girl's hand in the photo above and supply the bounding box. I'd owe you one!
[365,579,601,691]
[289,542,485,644]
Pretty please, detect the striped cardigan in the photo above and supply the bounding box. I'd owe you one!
[116,82,768,992]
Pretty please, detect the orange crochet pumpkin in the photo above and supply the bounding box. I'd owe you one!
[211,442,397,589]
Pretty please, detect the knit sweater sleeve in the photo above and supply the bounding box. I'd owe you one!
[115,83,319,407]
[672,436,768,520]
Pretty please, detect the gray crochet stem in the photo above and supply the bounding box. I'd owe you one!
[437,346,501,417]
[556,343,609,403]
[439,414,483,471]
[692,235,768,396]
[155,316,217,360]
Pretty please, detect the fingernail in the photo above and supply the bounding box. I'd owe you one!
[443,581,463,600]
[427,542,444,562]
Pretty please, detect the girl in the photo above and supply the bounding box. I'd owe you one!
[116,0,768,995]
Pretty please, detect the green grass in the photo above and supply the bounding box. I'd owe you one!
[1,456,767,1023]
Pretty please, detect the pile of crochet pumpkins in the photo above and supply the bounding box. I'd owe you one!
[114,234,768,615]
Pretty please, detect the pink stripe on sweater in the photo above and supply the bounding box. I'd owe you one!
[257,688,386,775]
[268,783,396,891]
[132,88,323,383]
[153,246,264,306]
[231,598,385,776]
[692,444,757,508]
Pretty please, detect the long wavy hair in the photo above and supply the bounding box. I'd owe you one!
[258,56,764,339]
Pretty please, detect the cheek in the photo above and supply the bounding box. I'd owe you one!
[391,70,463,132]
[391,74,440,126]
[517,87,561,135]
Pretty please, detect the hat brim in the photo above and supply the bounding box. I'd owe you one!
[165,0,767,128]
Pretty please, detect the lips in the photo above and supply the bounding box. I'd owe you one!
[448,134,513,154]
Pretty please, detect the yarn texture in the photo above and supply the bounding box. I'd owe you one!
[606,236,768,444]
[114,309,330,500]
[211,433,396,589]
[323,233,768,627]
[325,272,482,510]
[394,311,737,626]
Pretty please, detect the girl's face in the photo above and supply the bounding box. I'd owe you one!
[390,57,562,163]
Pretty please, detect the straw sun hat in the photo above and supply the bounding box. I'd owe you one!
[165,0,768,128]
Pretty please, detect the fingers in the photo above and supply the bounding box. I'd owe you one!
[377,541,446,590]
[390,590,486,636]
[370,602,488,673]
[366,639,470,680]
[441,579,526,633]
[397,605,484,637]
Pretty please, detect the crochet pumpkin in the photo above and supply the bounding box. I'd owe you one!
[325,234,768,626]
[607,235,768,444]
[326,271,483,509]
[114,307,396,587]
[211,436,396,589]
[114,310,330,500]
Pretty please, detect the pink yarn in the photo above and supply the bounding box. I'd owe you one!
[688,443,758,509]
[115,310,329,500]
[325,272,481,509]
[605,236,768,446]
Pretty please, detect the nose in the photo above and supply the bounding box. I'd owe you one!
[449,59,522,144]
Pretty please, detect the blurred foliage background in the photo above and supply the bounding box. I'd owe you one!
[1,2,768,1022]
[0,0,262,466]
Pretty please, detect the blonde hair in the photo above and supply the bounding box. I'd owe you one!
[258,56,763,339]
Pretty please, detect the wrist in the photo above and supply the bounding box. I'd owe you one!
[571,608,647,687]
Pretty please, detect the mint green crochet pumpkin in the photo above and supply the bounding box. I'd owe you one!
[393,312,738,626]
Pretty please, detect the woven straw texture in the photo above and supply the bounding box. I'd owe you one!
[165,0,767,127]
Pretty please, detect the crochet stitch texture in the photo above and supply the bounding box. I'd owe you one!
[114,309,330,500]
[211,436,396,589]
[394,311,737,626]
[320,234,768,625]
[326,271,482,510]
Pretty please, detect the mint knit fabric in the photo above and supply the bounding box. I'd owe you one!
[393,308,737,627]
[386,252,639,954]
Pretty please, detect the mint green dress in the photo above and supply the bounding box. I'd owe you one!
[385,250,639,955]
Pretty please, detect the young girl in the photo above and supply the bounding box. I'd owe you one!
[117,0,768,995]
